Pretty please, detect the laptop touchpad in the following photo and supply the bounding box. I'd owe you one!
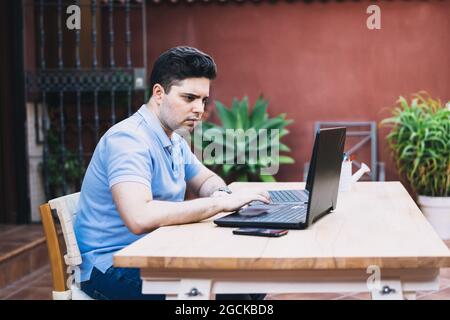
[238,207,268,217]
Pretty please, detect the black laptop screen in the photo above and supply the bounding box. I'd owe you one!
[305,127,346,225]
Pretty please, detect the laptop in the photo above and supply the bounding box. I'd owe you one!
[214,127,346,230]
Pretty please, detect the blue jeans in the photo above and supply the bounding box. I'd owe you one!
[81,266,265,300]
[81,266,164,300]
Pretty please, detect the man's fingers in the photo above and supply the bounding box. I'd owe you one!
[253,190,270,201]
[260,191,270,201]
[255,194,270,203]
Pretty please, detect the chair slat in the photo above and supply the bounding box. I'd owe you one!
[39,203,66,292]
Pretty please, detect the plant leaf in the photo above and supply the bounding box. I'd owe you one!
[215,101,236,129]
[277,156,295,164]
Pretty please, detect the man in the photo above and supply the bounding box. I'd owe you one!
[74,46,269,300]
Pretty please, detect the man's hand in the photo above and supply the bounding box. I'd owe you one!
[214,190,270,212]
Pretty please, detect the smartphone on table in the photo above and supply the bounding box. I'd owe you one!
[232,228,288,237]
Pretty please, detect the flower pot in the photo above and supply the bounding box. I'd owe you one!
[418,195,450,240]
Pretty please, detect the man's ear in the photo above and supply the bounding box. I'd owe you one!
[152,84,165,105]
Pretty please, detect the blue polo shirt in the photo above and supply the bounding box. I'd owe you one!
[74,105,202,282]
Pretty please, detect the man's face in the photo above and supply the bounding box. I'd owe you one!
[159,77,210,136]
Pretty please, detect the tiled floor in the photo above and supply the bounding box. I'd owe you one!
[0,225,46,256]
[0,265,53,300]
[1,226,449,300]
[0,225,51,289]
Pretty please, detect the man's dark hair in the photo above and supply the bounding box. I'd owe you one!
[149,46,217,95]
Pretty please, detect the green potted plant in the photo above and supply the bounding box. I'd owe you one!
[194,96,294,182]
[42,128,85,199]
[381,93,450,239]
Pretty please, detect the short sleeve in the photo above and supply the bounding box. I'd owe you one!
[104,131,153,188]
[180,139,202,181]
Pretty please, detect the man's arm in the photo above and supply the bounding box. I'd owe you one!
[112,181,269,235]
[186,164,228,197]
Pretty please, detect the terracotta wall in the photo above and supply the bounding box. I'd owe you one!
[145,1,449,182]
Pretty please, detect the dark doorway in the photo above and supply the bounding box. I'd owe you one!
[0,0,30,223]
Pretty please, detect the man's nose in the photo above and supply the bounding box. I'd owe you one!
[192,100,204,115]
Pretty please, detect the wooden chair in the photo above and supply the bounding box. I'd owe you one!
[39,192,93,300]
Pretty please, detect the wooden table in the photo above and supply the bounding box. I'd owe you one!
[114,182,450,300]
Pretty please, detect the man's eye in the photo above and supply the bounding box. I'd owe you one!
[185,96,195,102]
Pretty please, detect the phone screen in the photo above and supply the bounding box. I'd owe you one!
[233,228,288,237]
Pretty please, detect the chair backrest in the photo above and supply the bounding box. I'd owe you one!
[48,193,81,267]
[39,192,84,300]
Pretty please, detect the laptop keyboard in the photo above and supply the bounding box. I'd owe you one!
[224,204,307,224]
[269,190,309,203]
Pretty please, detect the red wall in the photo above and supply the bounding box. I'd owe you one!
[146,1,450,182]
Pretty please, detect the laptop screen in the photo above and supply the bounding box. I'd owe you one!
[306,127,346,225]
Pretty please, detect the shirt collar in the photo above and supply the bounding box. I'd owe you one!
[138,104,181,149]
